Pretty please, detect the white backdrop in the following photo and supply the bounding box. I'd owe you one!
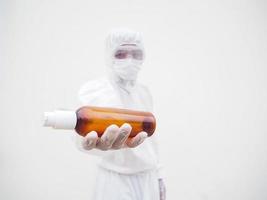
[1,0,267,199]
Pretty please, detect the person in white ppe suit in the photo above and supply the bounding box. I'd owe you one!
[75,29,166,200]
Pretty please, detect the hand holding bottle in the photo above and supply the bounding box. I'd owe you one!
[44,106,155,151]
[81,123,148,151]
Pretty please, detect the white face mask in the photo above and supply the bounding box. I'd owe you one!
[112,58,142,81]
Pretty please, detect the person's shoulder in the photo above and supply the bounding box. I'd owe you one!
[78,78,112,105]
[78,78,109,96]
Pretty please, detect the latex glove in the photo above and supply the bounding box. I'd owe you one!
[159,179,166,200]
[81,123,148,151]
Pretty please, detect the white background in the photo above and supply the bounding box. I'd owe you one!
[1,0,267,199]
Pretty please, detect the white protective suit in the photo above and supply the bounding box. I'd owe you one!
[75,29,164,200]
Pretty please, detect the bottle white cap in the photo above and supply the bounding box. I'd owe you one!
[43,110,77,129]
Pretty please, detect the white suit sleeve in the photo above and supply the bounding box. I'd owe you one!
[73,79,113,157]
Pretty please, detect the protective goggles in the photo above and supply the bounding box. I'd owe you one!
[114,45,144,60]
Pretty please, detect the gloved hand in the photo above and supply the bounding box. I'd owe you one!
[81,123,148,151]
[159,179,166,200]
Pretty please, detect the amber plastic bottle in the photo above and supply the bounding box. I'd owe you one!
[43,106,156,137]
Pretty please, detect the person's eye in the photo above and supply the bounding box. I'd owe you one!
[115,51,127,59]
[133,50,143,60]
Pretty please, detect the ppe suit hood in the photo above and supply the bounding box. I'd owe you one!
[105,29,145,92]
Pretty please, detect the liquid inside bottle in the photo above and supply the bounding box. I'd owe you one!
[43,106,156,138]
